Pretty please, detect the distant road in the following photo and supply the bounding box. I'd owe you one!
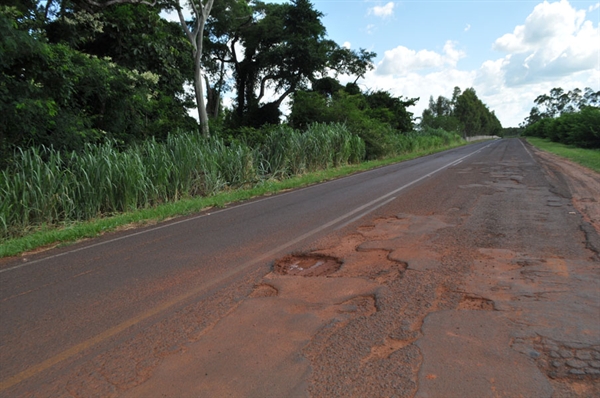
[0,140,499,394]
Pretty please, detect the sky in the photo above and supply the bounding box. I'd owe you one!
[165,0,600,127]
[312,0,600,127]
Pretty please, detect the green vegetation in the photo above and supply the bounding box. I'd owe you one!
[501,127,523,138]
[522,87,599,149]
[0,129,464,257]
[526,138,600,173]
[0,123,364,240]
[1,0,493,257]
[420,87,502,138]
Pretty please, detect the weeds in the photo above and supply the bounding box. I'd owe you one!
[1,124,462,241]
[1,123,371,240]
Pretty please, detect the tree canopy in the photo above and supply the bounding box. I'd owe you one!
[1,0,378,159]
[522,87,600,148]
[420,87,502,137]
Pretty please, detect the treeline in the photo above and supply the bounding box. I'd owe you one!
[0,125,461,239]
[420,87,502,138]
[0,0,501,161]
[522,88,600,148]
[1,0,489,238]
[2,0,399,160]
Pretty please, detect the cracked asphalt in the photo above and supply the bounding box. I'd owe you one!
[1,138,598,397]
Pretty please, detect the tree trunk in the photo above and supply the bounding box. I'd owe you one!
[194,52,209,136]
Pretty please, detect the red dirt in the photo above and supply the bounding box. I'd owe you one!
[14,142,598,398]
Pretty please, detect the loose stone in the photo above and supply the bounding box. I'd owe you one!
[575,350,592,360]
[569,369,586,375]
[529,350,540,359]
[585,368,600,375]
[551,361,563,368]
[589,361,600,368]
[549,351,560,358]
[566,359,587,368]
[559,349,573,358]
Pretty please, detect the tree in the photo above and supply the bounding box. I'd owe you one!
[45,4,197,138]
[420,91,462,133]
[215,0,375,128]
[521,87,600,128]
[1,5,165,156]
[86,0,215,136]
[453,88,501,137]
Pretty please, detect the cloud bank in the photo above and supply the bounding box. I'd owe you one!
[363,0,599,127]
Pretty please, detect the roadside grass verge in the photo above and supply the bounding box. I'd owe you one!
[526,137,600,173]
[0,140,466,258]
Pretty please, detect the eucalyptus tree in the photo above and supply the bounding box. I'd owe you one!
[522,87,600,128]
[85,0,215,136]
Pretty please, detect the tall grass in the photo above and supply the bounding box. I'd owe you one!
[1,124,462,241]
[0,123,366,240]
[388,128,462,155]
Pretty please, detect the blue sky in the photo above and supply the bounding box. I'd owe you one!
[311,0,600,126]
[165,0,599,127]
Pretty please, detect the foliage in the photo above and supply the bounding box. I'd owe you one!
[522,87,600,148]
[1,135,467,258]
[47,4,197,139]
[0,5,201,162]
[289,83,418,159]
[522,87,600,127]
[500,127,523,137]
[526,137,600,173]
[215,0,375,128]
[524,106,600,149]
[420,87,501,137]
[1,6,172,160]
[0,124,366,239]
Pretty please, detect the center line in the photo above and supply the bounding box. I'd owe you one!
[0,141,497,391]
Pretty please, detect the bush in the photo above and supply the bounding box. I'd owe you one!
[524,107,600,149]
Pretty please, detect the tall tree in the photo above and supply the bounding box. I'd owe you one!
[86,0,215,136]
[217,0,375,127]
[522,87,600,127]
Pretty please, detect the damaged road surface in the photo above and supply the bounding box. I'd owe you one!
[1,138,599,397]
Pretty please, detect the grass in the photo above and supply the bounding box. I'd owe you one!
[0,139,466,258]
[526,137,600,173]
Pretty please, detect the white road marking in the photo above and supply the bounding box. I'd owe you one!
[518,139,536,162]
[1,141,497,274]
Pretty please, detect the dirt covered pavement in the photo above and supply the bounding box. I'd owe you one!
[120,139,599,398]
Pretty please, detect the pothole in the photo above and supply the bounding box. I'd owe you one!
[273,254,342,277]
[249,283,278,298]
[457,295,495,310]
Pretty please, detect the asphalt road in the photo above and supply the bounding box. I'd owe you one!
[0,140,496,394]
[1,138,598,397]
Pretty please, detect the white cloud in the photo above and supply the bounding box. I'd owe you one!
[361,0,600,128]
[464,24,471,32]
[358,68,475,122]
[343,41,352,49]
[368,2,395,18]
[492,0,599,86]
[375,41,465,76]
